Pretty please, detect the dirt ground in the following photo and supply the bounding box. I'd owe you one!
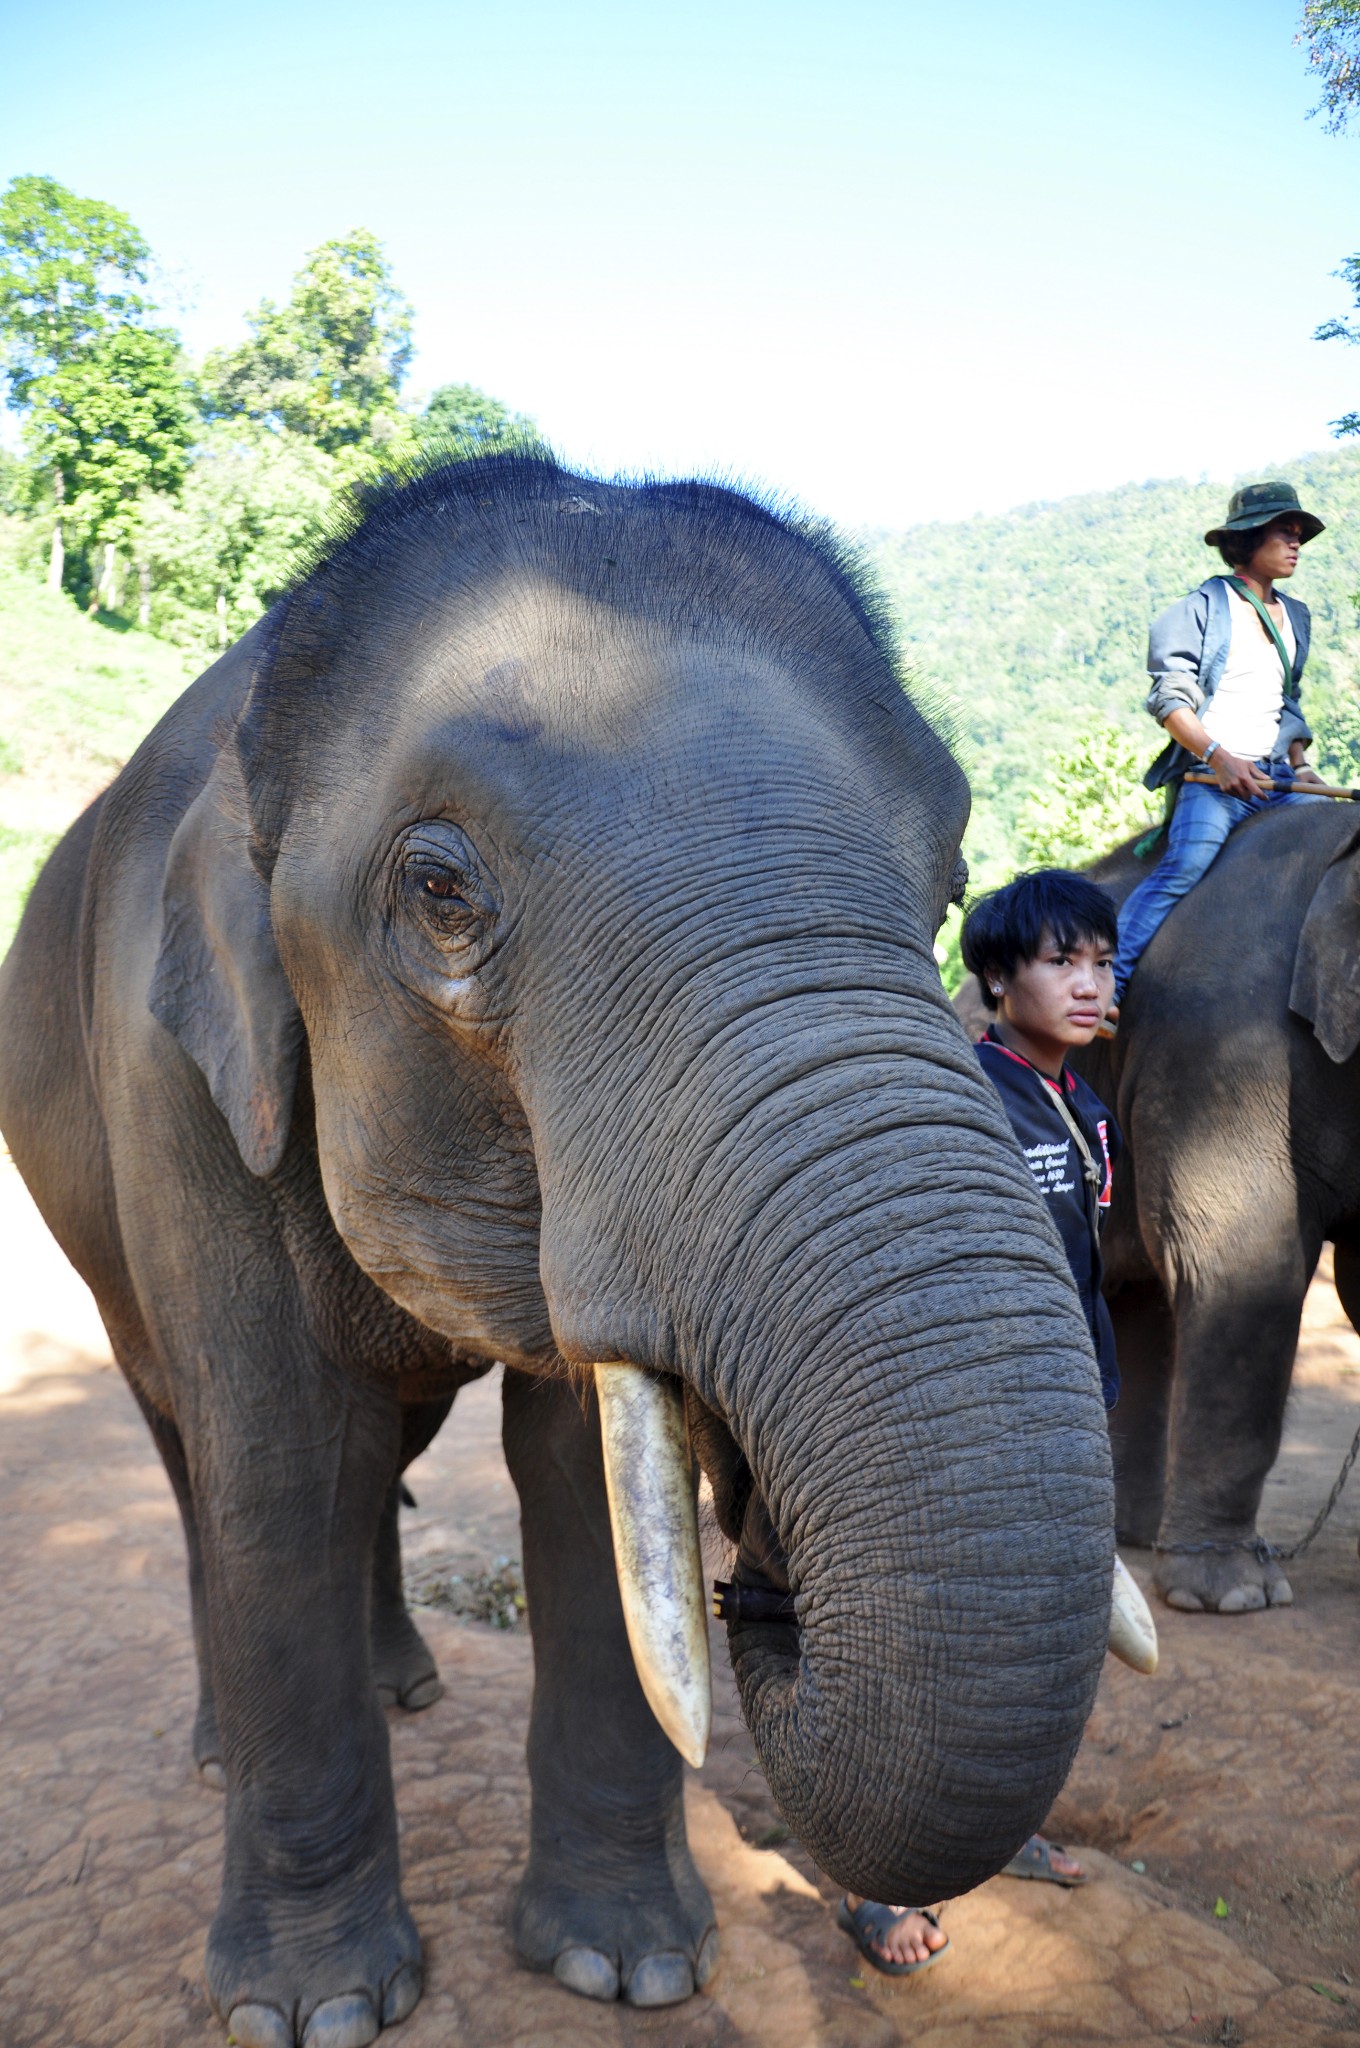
[3,1152,1359,2048]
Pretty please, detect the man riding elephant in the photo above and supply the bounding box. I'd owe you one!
[1108,480,1328,1029]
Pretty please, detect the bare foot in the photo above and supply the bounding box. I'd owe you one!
[843,1895,948,1968]
[1034,1837,1085,1881]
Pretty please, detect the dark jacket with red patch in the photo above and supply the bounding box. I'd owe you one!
[977,1029,1121,1409]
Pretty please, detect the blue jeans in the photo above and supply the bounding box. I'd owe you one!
[1114,774,1323,1002]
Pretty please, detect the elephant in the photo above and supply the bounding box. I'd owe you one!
[1062,799,1360,1614]
[0,455,1114,2048]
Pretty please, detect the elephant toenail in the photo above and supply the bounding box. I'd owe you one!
[1268,1576,1294,1606]
[300,1992,379,2048]
[694,1927,720,1988]
[625,1951,696,2007]
[1216,1585,1267,1613]
[398,1674,443,1710]
[1163,1587,1205,1611]
[554,1947,621,2001]
[226,2003,292,2048]
[198,1759,226,1791]
[381,1961,423,2025]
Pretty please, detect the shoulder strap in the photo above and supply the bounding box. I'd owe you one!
[1226,575,1297,694]
[1045,1084,1102,1227]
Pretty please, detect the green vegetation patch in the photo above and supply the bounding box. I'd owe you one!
[0,517,190,952]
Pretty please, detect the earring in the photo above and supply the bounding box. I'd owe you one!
[991,985,1002,996]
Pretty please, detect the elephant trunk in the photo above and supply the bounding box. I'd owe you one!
[536,981,1114,1901]
[721,1237,1112,1902]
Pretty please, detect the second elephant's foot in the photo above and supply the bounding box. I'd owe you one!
[371,1610,443,1712]
[515,1845,717,2008]
[1153,1539,1294,1614]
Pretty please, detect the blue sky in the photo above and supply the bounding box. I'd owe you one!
[4,0,1358,527]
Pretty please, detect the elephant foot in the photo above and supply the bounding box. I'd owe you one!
[1153,1540,1294,1614]
[515,1845,717,2008]
[371,1610,443,1712]
[209,1880,421,2046]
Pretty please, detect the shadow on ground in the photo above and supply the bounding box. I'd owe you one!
[2,1159,1358,2047]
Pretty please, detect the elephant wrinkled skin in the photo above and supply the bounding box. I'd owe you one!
[0,458,1113,2043]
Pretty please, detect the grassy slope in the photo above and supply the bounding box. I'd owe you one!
[0,520,191,953]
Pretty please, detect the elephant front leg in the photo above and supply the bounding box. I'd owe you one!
[1154,1267,1309,1614]
[501,1367,717,2009]
[190,1373,423,2048]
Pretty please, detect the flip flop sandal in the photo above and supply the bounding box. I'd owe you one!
[835,1897,950,1977]
[1002,1834,1090,1886]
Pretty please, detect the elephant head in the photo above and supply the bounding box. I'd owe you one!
[150,456,1113,1905]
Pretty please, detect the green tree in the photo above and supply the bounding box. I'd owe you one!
[1315,252,1360,436]
[27,322,196,610]
[135,420,336,653]
[415,381,542,457]
[202,229,414,456]
[0,173,177,589]
[1297,0,1360,129]
[1015,722,1162,869]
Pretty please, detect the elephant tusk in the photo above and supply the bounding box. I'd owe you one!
[593,1363,712,1768]
[1108,1552,1159,1674]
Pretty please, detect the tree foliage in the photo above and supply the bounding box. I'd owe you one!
[1315,252,1360,437]
[136,421,337,656]
[201,230,414,455]
[1297,0,1360,130]
[415,382,542,457]
[0,175,195,589]
[28,323,195,546]
[0,173,151,407]
[1016,722,1161,869]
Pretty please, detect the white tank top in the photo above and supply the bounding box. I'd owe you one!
[1201,580,1296,762]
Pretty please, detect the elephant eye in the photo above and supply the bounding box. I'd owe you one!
[402,855,481,941]
[395,822,499,960]
[421,871,466,903]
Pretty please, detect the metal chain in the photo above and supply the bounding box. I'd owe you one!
[1153,1412,1360,1564]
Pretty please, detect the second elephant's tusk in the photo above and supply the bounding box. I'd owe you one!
[1108,1552,1159,1674]
[594,1363,712,1769]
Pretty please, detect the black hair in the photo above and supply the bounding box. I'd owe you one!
[960,869,1119,1013]
[1216,524,1271,570]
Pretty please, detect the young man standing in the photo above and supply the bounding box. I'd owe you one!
[836,870,1156,1977]
[1110,481,1327,1023]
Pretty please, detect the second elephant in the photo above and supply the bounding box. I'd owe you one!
[1075,800,1360,1614]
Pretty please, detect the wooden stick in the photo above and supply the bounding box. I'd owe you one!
[1182,770,1360,801]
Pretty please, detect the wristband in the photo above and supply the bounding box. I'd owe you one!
[1201,741,1221,764]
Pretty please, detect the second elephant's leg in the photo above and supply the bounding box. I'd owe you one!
[501,1366,716,2009]
[1107,1278,1175,1549]
[371,1397,453,1711]
[1154,1254,1313,1613]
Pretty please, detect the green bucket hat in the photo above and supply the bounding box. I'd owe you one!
[1203,479,1324,548]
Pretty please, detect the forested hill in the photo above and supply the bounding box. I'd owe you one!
[865,443,1360,881]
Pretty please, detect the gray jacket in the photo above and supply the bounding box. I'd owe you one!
[1142,575,1313,791]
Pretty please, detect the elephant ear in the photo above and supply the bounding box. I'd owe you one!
[149,740,304,1176]
[1290,824,1360,1065]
